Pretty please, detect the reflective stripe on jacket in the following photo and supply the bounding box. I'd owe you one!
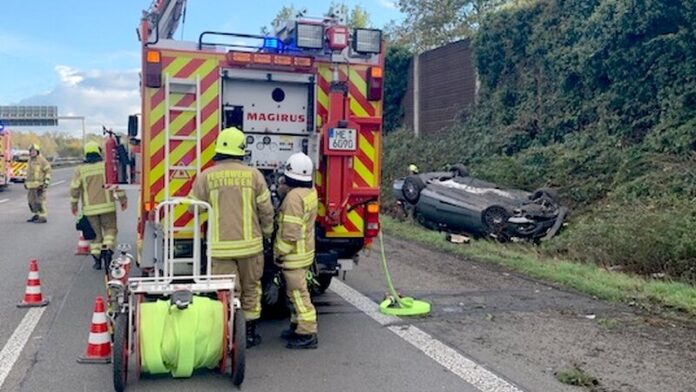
[189,160,274,258]
[26,155,51,189]
[70,162,125,216]
[275,187,318,269]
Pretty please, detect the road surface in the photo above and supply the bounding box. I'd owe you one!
[0,167,694,392]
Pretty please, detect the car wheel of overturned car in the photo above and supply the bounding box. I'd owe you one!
[402,175,426,204]
[449,164,469,177]
[531,187,559,205]
[482,206,511,237]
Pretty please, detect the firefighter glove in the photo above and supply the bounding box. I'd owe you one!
[263,272,282,305]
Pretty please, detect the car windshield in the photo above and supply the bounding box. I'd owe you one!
[13,154,29,162]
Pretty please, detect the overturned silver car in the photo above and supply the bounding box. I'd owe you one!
[393,165,568,241]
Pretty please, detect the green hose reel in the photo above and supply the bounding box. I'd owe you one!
[140,296,224,378]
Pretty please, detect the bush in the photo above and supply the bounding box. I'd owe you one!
[383,46,412,133]
[547,198,696,282]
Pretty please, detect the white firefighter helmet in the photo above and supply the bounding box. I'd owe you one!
[284,153,313,182]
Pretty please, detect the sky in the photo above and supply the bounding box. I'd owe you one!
[0,0,401,136]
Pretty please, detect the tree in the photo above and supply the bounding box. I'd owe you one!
[349,5,371,28]
[389,0,506,52]
[10,131,103,158]
[326,2,372,28]
[261,5,298,35]
[11,132,58,157]
[262,3,372,34]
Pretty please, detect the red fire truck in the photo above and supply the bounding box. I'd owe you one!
[109,0,385,297]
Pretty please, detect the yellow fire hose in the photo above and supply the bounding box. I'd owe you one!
[140,296,224,378]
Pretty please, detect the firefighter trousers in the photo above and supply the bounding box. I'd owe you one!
[27,188,47,218]
[86,212,118,257]
[212,254,263,321]
[283,267,317,335]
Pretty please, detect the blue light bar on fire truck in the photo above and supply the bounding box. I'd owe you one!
[295,22,324,50]
[352,28,382,54]
[262,37,282,53]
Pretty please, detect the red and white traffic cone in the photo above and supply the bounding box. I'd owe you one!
[77,296,112,364]
[75,232,90,255]
[17,259,50,308]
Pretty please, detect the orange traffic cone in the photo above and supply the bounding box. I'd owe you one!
[17,259,50,308]
[77,296,112,364]
[76,233,90,255]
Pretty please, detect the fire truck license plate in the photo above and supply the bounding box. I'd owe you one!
[328,128,357,151]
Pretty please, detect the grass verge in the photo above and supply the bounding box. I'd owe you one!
[381,216,696,318]
[555,365,600,388]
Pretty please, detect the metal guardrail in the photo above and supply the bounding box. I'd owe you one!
[50,157,83,167]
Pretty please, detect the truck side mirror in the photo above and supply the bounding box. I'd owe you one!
[128,115,138,138]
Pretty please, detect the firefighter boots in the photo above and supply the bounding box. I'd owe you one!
[246,320,262,348]
[103,249,113,269]
[92,255,102,270]
[280,323,298,340]
[27,215,38,222]
[34,217,47,223]
[286,333,318,350]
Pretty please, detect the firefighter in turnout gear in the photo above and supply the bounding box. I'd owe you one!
[189,127,274,348]
[25,144,52,223]
[70,141,127,270]
[275,152,319,349]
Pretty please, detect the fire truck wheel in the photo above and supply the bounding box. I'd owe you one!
[113,314,129,392]
[261,295,291,320]
[231,308,246,386]
[315,274,333,294]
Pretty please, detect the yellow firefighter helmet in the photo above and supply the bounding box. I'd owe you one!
[83,141,101,156]
[28,143,40,152]
[215,127,246,157]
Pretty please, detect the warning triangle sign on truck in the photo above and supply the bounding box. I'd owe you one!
[172,169,191,179]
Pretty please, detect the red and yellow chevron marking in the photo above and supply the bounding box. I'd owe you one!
[145,53,221,237]
[10,162,27,178]
[316,64,382,238]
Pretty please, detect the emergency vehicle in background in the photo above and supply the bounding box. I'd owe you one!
[106,0,385,298]
[0,129,10,190]
[10,149,30,183]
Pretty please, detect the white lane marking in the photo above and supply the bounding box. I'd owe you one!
[330,280,524,392]
[0,307,47,389]
[49,180,66,187]
[0,199,8,204]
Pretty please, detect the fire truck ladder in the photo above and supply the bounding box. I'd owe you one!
[163,73,202,249]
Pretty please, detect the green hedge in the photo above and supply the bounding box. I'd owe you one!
[383,46,412,133]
